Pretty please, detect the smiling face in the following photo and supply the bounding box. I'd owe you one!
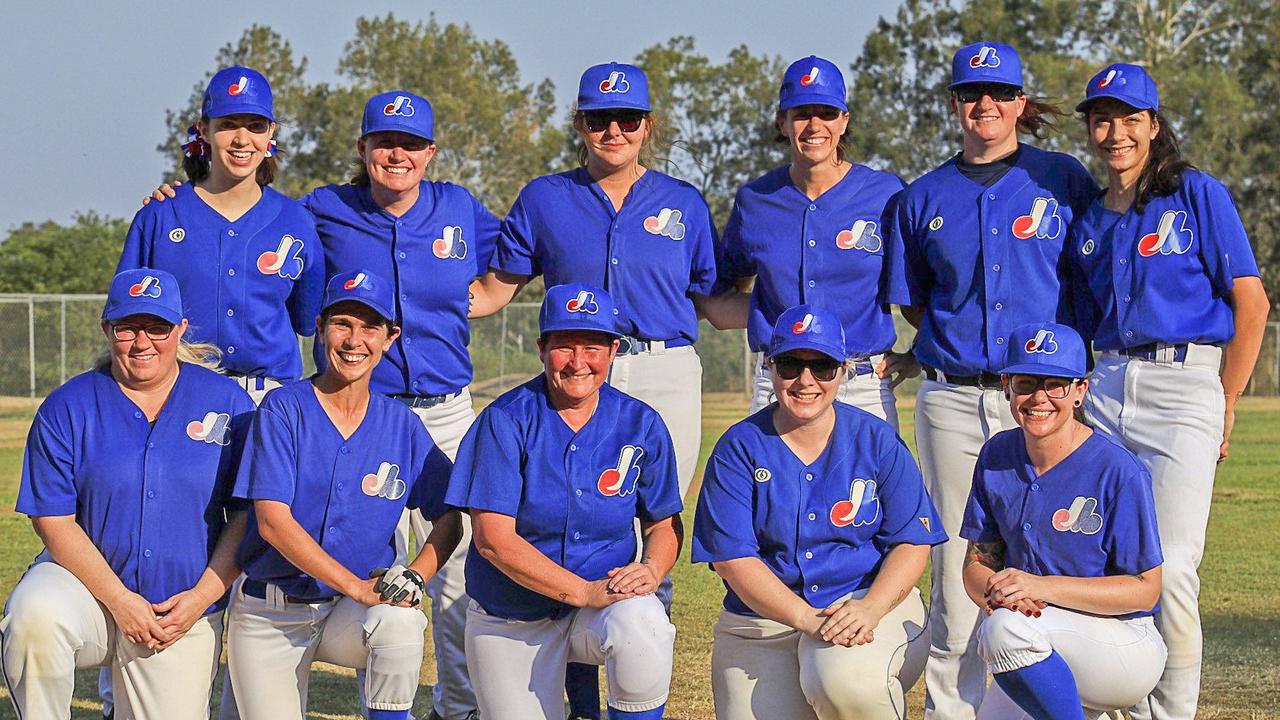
[1087,99,1159,182]
[769,349,843,425]
[538,330,619,408]
[575,112,649,175]
[103,315,187,389]
[950,83,1025,148]
[1006,374,1088,440]
[777,104,849,167]
[202,114,275,184]
[317,302,399,386]
[358,131,436,195]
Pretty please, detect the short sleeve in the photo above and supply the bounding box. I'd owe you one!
[886,192,931,307]
[469,192,503,280]
[711,195,753,295]
[445,406,525,516]
[17,411,78,517]
[287,217,325,337]
[233,405,299,504]
[407,438,454,521]
[686,194,719,297]
[493,190,540,277]
[116,207,154,274]
[879,188,912,306]
[1195,178,1260,293]
[691,440,760,563]
[872,432,948,548]
[1102,463,1163,575]
[634,413,683,522]
[218,392,257,513]
[960,446,1001,543]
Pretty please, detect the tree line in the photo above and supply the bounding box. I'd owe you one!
[3,1,1276,307]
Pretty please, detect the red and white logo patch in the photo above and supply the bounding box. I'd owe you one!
[597,445,644,497]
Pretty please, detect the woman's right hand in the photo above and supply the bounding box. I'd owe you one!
[580,577,632,609]
[346,577,388,608]
[106,590,171,648]
[142,181,181,206]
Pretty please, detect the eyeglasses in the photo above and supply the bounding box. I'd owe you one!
[111,323,175,342]
[952,84,1022,104]
[1007,375,1079,399]
[772,355,843,382]
[582,111,646,133]
[788,106,843,122]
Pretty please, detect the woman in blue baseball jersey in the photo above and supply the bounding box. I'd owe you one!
[119,65,324,401]
[226,270,461,720]
[885,41,1101,718]
[447,284,682,720]
[1069,64,1270,720]
[714,56,915,426]
[693,304,946,720]
[962,322,1167,720]
[1,269,255,720]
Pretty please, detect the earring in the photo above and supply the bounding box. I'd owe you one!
[1073,399,1083,408]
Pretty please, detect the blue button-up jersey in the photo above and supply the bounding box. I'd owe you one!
[887,145,1099,375]
[716,164,909,356]
[446,375,683,621]
[692,403,946,616]
[117,183,324,381]
[962,429,1163,619]
[493,168,718,344]
[18,365,254,614]
[1068,170,1260,350]
[303,182,500,396]
[234,380,452,600]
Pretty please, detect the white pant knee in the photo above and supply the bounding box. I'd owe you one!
[362,605,427,711]
[599,597,675,711]
[977,608,1051,674]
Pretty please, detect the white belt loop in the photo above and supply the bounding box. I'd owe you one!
[650,339,667,356]
[1184,343,1223,372]
[1154,344,1176,366]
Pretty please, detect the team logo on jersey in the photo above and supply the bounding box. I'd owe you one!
[1137,209,1194,257]
[598,445,645,497]
[343,272,368,290]
[1097,68,1119,89]
[383,95,415,117]
[168,227,186,243]
[835,220,882,252]
[754,468,772,483]
[830,478,880,528]
[433,226,468,259]
[792,313,814,334]
[1024,329,1059,354]
[228,75,249,96]
[362,461,406,501]
[599,71,630,94]
[1081,238,1096,256]
[1012,197,1064,240]
[929,216,945,231]
[128,275,162,298]
[800,66,820,86]
[1052,496,1103,535]
[186,411,231,446]
[970,46,1001,69]
[643,208,686,240]
[565,290,599,314]
[257,234,305,280]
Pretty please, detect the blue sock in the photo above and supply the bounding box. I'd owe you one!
[993,650,1086,720]
[566,662,601,719]
[607,704,665,720]
[365,710,409,720]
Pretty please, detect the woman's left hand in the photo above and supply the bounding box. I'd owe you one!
[877,351,920,389]
[1219,400,1236,462]
[606,562,660,596]
[817,598,885,647]
[985,568,1050,607]
[152,588,214,650]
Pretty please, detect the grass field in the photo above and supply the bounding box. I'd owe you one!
[0,394,1277,719]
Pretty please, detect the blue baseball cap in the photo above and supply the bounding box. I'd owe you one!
[201,66,275,121]
[768,304,847,361]
[362,90,435,141]
[539,283,621,337]
[779,56,848,112]
[321,270,396,324]
[1001,322,1087,378]
[577,63,650,112]
[949,41,1023,89]
[1075,63,1159,113]
[102,269,185,326]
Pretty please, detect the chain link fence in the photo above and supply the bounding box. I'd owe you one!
[1,294,1276,404]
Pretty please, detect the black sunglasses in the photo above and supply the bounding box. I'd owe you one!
[788,106,843,122]
[1008,375,1079,399]
[952,84,1022,104]
[772,355,843,382]
[582,111,646,134]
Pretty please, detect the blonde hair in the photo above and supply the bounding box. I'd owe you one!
[95,340,223,372]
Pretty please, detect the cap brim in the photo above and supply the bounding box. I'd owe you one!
[577,98,651,112]
[999,363,1084,378]
[206,104,275,122]
[948,79,1023,90]
[322,297,396,324]
[362,123,433,143]
[768,338,845,361]
[539,321,621,338]
[102,301,183,326]
[779,94,848,112]
[1074,92,1156,114]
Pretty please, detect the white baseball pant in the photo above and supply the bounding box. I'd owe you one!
[975,606,1167,719]
[464,595,675,719]
[1084,346,1224,720]
[710,587,928,720]
[225,578,428,718]
[914,379,1016,719]
[2,559,222,720]
[750,353,900,431]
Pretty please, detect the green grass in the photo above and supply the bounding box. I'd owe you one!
[1,396,1277,719]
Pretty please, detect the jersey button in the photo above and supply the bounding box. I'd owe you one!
[1124,296,1131,303]
[808,204,817,212]
[340,446,349,455]
[133,411,142,419]
[994,303,1003,310]
[996,337,1004,345]
[805,551,813,559]
[805,473,813,481]
[575,489,582,496]
[988,194,996,200]
[990,228,998,235]
[227,346,236,353]
[1119,258,1127,265]
[404,337,411,344]
[992,264,1001,272]
[570,444,577,451]
[329,527,337,534]
[143,549,152,558]
[808,512,816,521]
[611,258,619,265]
[147,442,154,449]
[147,490,155,499]
[612,309,619,316]
[1030,483,1040,492]
[337,482,343,490]
[808,240,815,247]
[226,309,234,317]
[1126,330,1135,337]
[807,280,815,288]
[399,252,406,259]
[573,532,581,540]
[401,294,408,301]
[810,584,819,592]
[228,269,235,276]
[228,230,237,237]
[1022,522,1032,532]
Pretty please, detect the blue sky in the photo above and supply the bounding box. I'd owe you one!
[3,0,902,232]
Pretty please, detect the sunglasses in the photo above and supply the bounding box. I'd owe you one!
[1007,375,1079,399]
[952,84,1022,104]
[581,111,646,133]
[772,355,843,382]
[111,322,175,342]
[788,106,843,122]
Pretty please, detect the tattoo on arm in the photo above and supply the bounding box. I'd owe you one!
[964,540,1006,572]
